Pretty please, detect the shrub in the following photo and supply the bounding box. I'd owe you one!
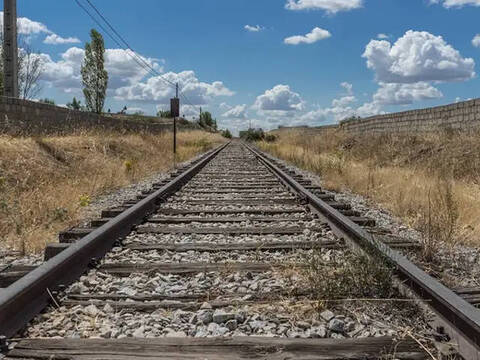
[301,248,394,301]
[221,129,232,139]
[264,134,276,142]
[240,128,265,141]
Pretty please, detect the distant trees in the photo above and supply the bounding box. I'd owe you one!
[67,97,82,110]
[239,128,276,142]
[157,109,173,118]
[199,111,217,130]
[81,29,108,114]
[221,129,232,139]
[38,98,55,105]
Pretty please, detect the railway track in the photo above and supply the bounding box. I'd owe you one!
[0,141,479,359]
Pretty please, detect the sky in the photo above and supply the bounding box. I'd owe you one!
[7,0,480,133]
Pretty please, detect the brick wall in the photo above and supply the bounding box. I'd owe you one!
[0,97,197,136]
[339,98,480,134]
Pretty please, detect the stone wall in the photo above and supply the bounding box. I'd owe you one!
[0,97,197,136]
[339,98,480,134]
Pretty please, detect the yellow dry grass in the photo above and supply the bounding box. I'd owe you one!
[259,129,479,247]
[0,130,225,254]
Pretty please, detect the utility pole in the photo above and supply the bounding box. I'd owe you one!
[170,83,180,168]
[3,0,18,98]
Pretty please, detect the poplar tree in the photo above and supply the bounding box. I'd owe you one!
[81,29,108,114]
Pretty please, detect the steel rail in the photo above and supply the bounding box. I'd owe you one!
[0,142,229,338]
[245,142,480,360]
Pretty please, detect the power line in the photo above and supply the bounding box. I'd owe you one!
[74,0,175,88]
[83,0,176,87]
[81,0,200,112]
[74,0,202,115]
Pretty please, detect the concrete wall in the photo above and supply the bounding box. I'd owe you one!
[0,97,197,136]
[339,98,480,134]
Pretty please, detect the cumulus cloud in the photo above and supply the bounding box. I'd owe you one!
[253,85,305,112]
[40,47,165,93]
[3,13,51,35]
[244,25,264,32]
[377,33,389,39]
[284,27,331,45]
[115,70,234,104]
[297,83,383,125]
[340,81,353,94]
[222,104,247,119]
[0,12,80,46]
[285,0,362,14]
[362,30,475,83]
[44,34,81,45]
[431,0,480,8]
[373,82,443,105]
[41,47,84,92]
[472,34,480,47]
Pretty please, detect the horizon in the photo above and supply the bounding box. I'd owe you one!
[6,0,480,134]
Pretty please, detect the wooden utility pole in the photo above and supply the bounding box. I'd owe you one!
[3,0,18,98]
[170,83,180,168]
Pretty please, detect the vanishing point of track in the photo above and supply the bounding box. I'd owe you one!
[0,141,480,359]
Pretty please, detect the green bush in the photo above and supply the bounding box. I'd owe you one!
[221,129,233,139]
[239,128,265,141]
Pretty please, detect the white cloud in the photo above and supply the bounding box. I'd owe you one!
[373,82,443,105]
[40,47,165,93]
[244,25,264,32]
[377,33,389,39]
[284,27,331,45]
[115,70,234,104]
[363,30,475,83]
[105,49,164,89]
[41,47,84,92]
[340,81,353,94]
[285,0,362,14]
[472,34,480,47]
[44,34,81,45]
[0,12,80,46]
[355,101,383,117]
[12,14,50,35]
[253,85,305,112]
[298,83,383,125]
[222,104,247,119]
[432,0,480,8]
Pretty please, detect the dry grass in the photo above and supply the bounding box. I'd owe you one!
[259,129,479,247]
[300,248,395,302]
[0,130,225,254]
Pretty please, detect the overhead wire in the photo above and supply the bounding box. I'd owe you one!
[74,0,202,115]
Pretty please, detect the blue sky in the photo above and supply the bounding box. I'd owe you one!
[8,0,480,132]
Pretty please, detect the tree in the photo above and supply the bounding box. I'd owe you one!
[18,44,44,100]
[67,97,82,110]
[81,29,108,114]
[0,34,45,99]
[199,111,214,128]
